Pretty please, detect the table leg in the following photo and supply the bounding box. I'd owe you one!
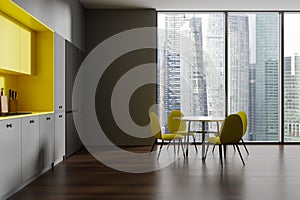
[202,121,205,159]
[186,121,191,157]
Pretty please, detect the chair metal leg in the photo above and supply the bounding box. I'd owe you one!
[212,144,216,153]
[223,144,227,160]
[235,144,245,165]
[192,135,198,152]
[157,140,164,160]
[166,140,172,150]
[233,144,236,151]
[150,140,156,153]
[204,143,210,160]
[241,139,249,155]
[173,140,176,154]
[180,140,185,157]
[219,145,223,167]
[212,121,220,154]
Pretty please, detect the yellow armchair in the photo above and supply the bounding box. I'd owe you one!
[149,112,185,159]
[205,114,245,166]
[168,110,198,152]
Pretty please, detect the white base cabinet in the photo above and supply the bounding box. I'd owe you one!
[39,114,55,170]
[0,119,21,198]
[0,112,65,200]
[21,116,40,182]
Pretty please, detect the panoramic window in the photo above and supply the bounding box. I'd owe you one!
[157,12,300,142]
[157,12,225,141]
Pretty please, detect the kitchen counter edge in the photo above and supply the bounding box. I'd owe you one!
[0,111,55,120]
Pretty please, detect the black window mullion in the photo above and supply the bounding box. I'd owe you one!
[225,12,228,117]
[280,12,284,143]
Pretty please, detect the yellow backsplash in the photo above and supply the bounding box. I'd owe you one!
[0,73,19,97]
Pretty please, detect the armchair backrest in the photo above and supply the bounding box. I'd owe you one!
[149,112,162,139]
[237,110,248,136]
[220,114,243,144]
[168,110,186,133]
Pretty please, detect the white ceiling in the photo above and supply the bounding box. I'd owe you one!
[79,0,300,10]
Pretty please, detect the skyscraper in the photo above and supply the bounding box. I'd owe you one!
[180,17,205,117]
[227,14,250,139]
[228,14,250,111]
[179,16,207,133]
[158,13,186,131]
[255,14,279,141]
[248,63,256,141]
[284,55,300,141]
[158,13,225,135]
[205,14,225,117]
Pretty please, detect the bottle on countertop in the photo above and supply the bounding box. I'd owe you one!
[0,87,8,114]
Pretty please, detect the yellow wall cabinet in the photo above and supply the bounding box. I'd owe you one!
[19,26,34,75]
[0,13,20,72]
[0,13,34,75]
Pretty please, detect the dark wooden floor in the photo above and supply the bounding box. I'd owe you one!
[9,144,300,200]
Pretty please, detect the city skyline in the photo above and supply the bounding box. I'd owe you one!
[158,12,300,141]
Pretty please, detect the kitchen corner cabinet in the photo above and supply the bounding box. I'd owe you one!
[21,116,40,182]
[39,114,55,169]
[0,119,21,198]
[55,112,65,163]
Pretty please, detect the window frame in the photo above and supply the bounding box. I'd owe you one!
[156,11,300,144]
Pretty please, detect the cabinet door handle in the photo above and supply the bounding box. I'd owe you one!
[6,124,12,128]
[59,115,63,118]
[46,117,51,120]
[30,120,35,124]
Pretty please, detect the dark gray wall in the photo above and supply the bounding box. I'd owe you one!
[85,9,157,146]
[85,9,156,53]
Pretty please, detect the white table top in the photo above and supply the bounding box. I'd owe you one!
[174,116,225,122]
